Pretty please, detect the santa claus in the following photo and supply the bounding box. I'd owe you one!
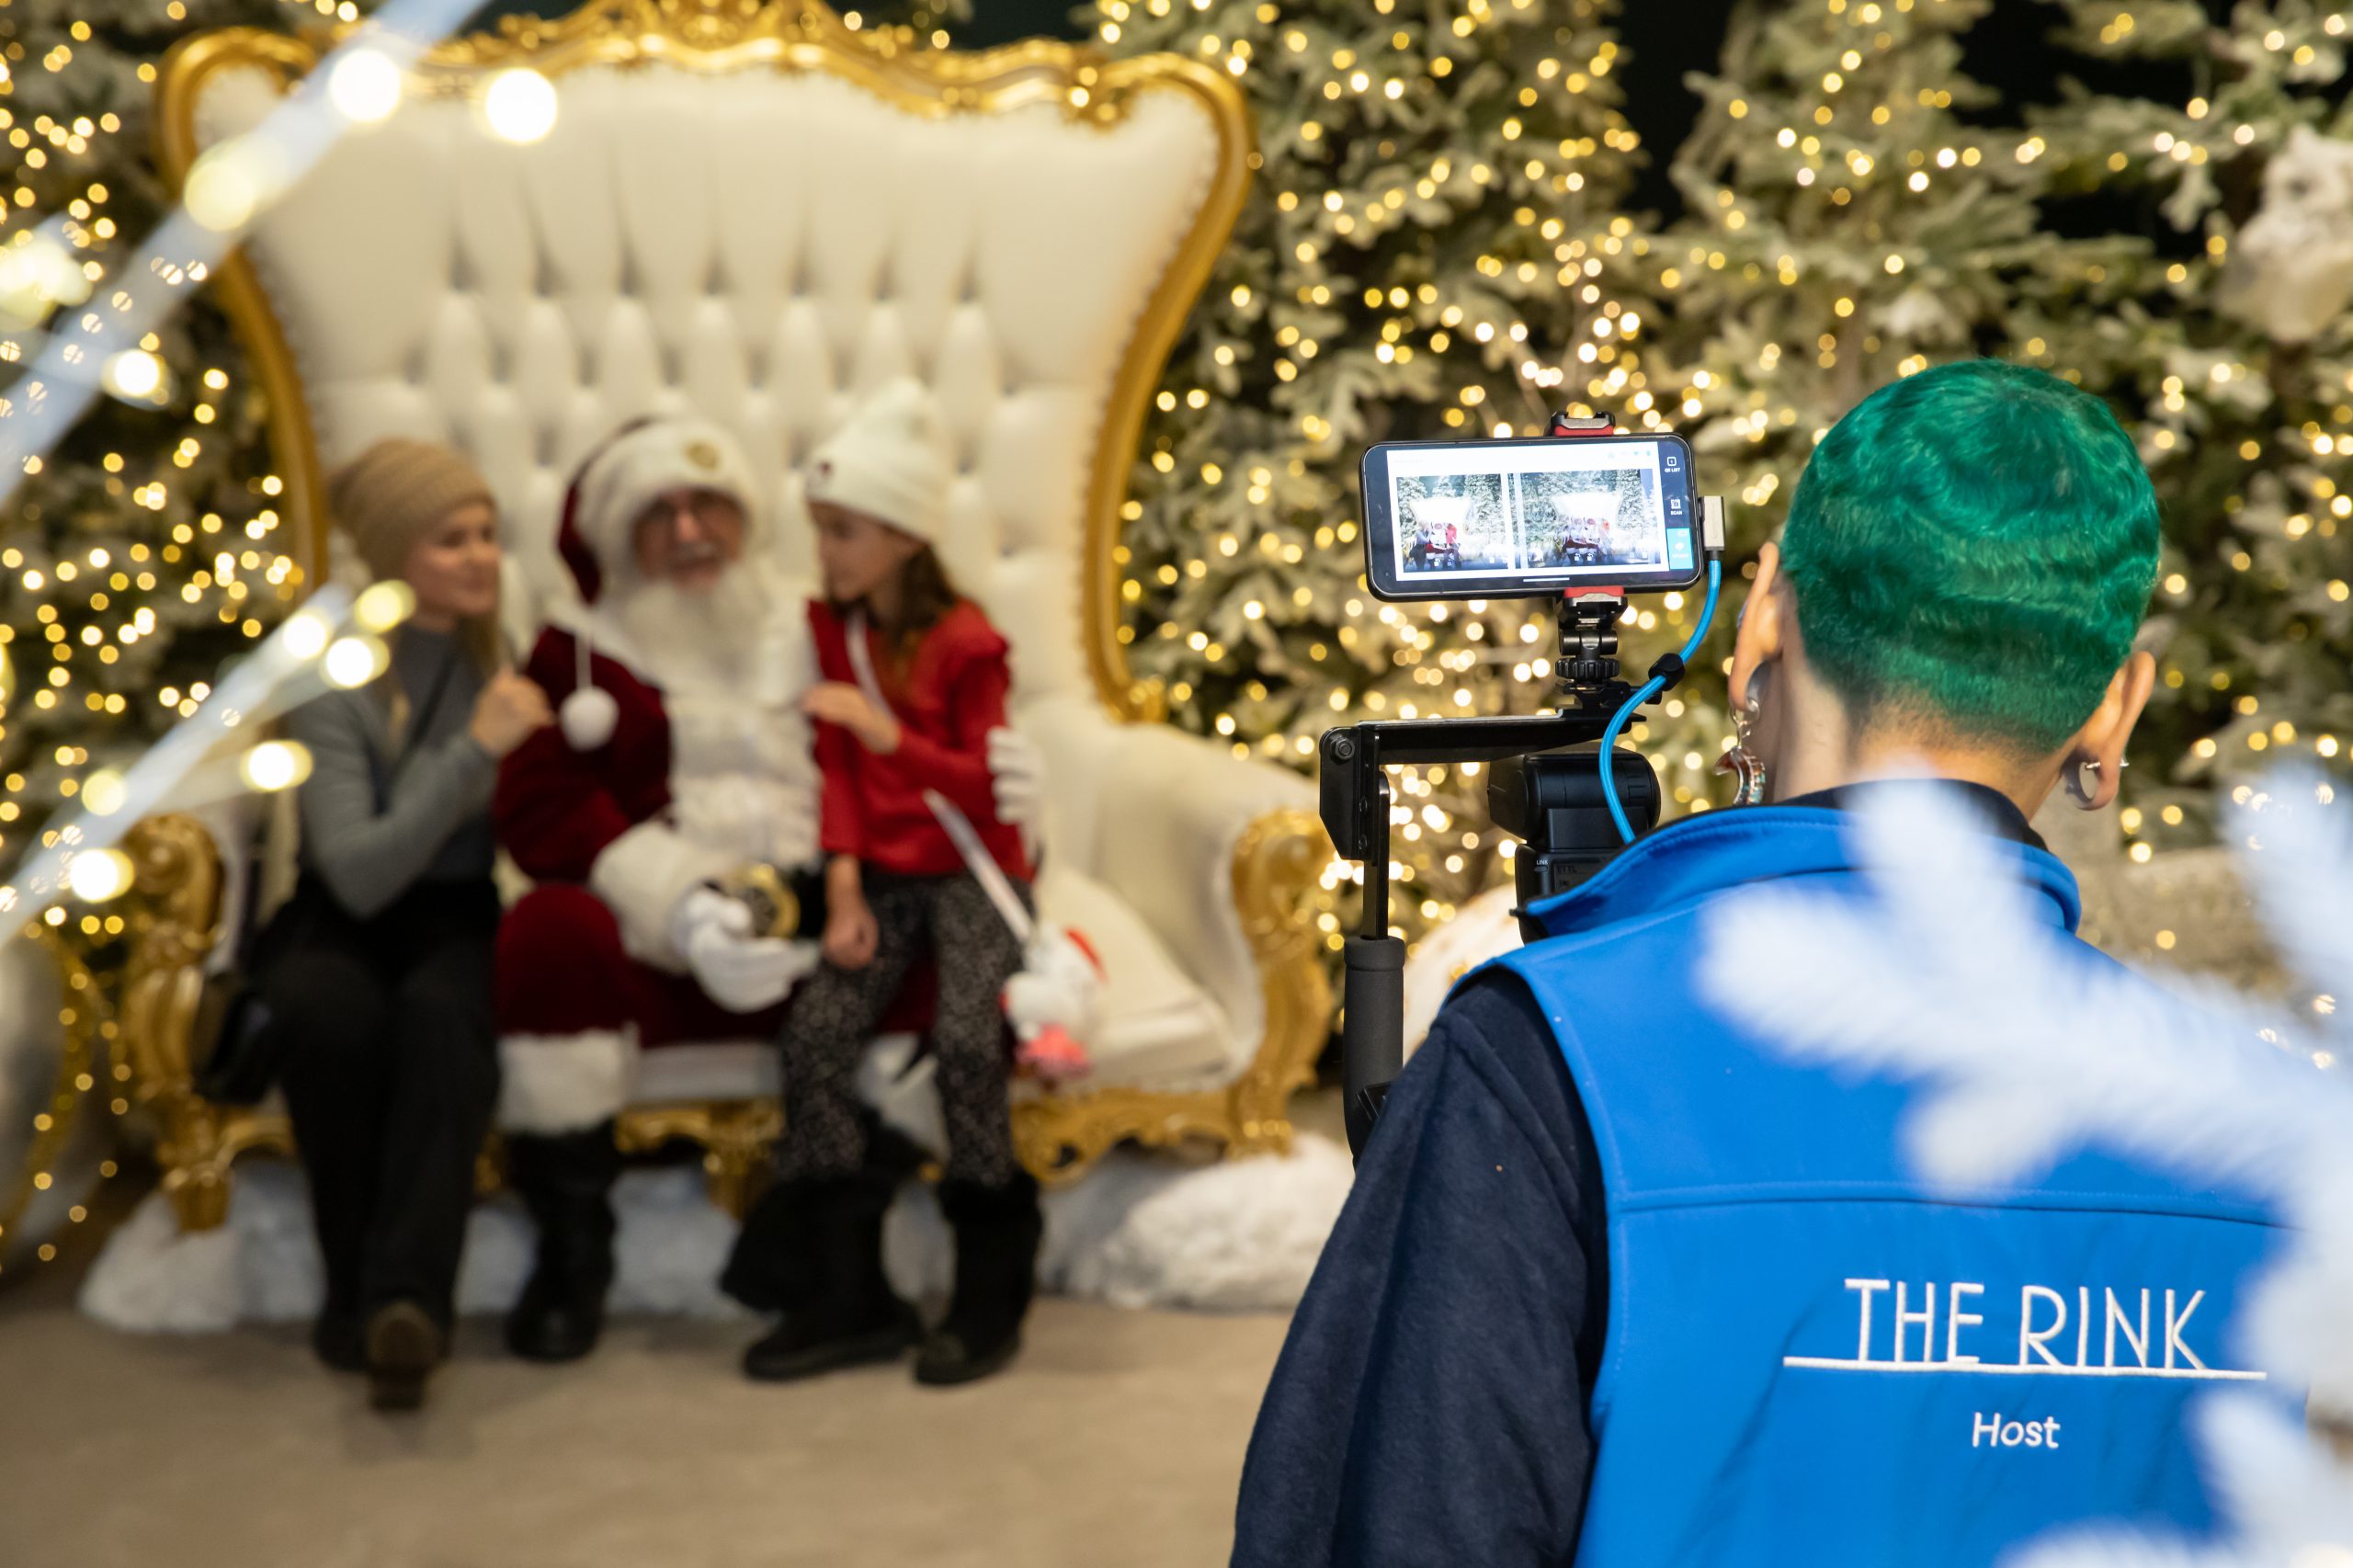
[489,415,1036,1363]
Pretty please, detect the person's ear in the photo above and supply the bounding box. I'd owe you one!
[2062,650,2157,812]
[1725,540,1786,712]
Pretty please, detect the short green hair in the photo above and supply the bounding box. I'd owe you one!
[1777,359,2160,756]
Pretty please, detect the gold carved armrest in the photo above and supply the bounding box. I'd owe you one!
[114,812,292,1229]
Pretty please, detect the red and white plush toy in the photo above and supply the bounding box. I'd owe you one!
[1003,926,1104,1085]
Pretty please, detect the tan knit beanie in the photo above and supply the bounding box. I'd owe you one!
[328,438,497,582]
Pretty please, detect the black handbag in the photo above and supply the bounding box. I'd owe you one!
[192,870,325,1105]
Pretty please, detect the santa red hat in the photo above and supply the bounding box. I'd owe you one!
[551,415,759,750]
[555,415,761,606]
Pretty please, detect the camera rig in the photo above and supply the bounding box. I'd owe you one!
[1320,415,1722,1158]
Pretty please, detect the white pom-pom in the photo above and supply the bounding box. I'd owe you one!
[560,685,619,751]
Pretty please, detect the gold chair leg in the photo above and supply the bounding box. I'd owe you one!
[703,1138,766,1219]
[161,1161,233,1233]
[617,1101,783,1220]
[153,1102,239,1233]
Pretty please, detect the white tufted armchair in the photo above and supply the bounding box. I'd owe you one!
[114,0,1332,1229]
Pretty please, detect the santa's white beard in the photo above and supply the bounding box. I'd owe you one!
[602,559,823,870]
[614,566,772,694]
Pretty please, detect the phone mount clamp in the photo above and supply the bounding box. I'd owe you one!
[1323,414,1681,1160]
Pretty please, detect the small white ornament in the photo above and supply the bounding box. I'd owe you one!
[560,685,618,750]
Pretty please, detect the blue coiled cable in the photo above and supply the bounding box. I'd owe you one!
[1599,555,1723,843]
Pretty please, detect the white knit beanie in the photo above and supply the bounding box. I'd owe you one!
[804,380,950,545]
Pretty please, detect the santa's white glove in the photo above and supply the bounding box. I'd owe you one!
[670,887,813,1014]
[988,726,1046,858]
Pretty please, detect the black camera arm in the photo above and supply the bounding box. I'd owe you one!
[1321,588,1661,1157]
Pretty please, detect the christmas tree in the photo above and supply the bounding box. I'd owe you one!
[0,0,350,867]
[2023,0,2353,858]
[1093,0,1663,944]
[1632,0,2127,812]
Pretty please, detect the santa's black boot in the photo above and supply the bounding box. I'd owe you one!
[736,1173,915,1382]
[504,1122,620,1363]
[915,1172,1042,1387]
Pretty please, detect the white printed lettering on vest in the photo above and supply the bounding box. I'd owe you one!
[2019,1286,2068,1367]
[1893,1281,1936,1364]
[2165,1290,2207,1371]
[1972,1412,2062,1449]
[1945,1281,1985,1366]
[2106,1289,2150,1369]
[1845,1278,1890,1361]
[1783,1277,2263,1381]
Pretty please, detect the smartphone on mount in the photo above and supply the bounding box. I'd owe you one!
[1358,430,1705,602]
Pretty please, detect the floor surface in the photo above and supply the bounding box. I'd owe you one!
[0,1185,1297,1568]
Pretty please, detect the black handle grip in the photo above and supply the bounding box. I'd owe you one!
[1342,934,1408,1160]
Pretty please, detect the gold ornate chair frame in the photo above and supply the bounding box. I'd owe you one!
[105,0,1330,1230]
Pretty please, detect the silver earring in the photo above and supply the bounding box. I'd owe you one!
[1718,680,1768,806]
[2068,757,2101,808]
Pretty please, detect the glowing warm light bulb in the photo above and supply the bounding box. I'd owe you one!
[100,349,165,403]
[323,635,388,689]
[353,579,415,633]
[184,139,286,232]
[79,769,129,817]
[329,47,404,124]
[281,609,334,661]
[239,740,313,793]
[65,848,132,903]
[0,223,92,326]
[483,69,558,144]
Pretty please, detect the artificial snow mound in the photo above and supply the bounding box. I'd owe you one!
[77,1138,1354,1332]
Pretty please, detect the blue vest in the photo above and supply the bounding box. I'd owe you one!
[1479,805,2281,1568]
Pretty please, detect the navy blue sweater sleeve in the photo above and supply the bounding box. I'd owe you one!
[1231,973,1608,1567]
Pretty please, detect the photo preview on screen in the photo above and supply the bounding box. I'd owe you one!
[1384,437,1692,589]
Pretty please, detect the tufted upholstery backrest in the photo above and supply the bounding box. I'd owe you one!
[169,6,1245,713]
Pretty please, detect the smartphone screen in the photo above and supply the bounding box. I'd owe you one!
[1359,432,1703,600]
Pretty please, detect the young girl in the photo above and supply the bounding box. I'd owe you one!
[733,381,1040,1387]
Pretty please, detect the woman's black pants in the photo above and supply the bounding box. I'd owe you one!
[267,880,501,1333]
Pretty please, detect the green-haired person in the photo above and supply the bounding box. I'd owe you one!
[1232,362,2280,1568]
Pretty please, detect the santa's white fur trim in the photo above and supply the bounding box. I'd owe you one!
[588,821,736,970]
[560,685,620,751]
[497,1028,636,1134]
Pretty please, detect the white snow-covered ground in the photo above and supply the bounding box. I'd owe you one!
[78,1136,1356,1333]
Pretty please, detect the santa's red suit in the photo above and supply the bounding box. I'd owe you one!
[492,422,824,1136]
[485,417,829,1361]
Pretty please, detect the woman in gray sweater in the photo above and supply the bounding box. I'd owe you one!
[266,439,550,1411]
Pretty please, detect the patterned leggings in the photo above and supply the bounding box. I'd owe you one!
[772,868,1028,1187]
